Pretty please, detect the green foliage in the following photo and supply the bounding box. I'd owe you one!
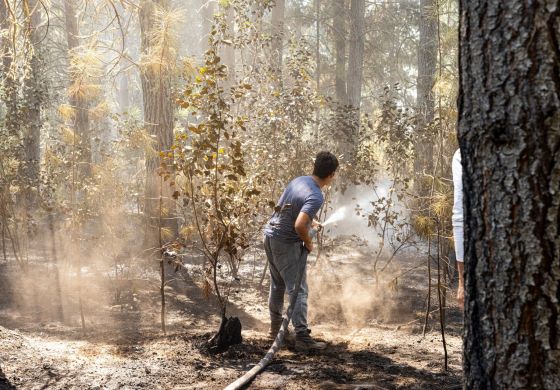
[174,20,267,307]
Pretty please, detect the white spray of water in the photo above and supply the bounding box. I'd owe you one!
[322,206,347,226]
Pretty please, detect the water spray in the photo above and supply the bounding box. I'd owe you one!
[321,206,347,227]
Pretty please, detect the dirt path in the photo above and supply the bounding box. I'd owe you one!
[0,241,463,389]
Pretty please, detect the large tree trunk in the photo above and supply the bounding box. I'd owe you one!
[414,0,436,176]
[458,1,560,388]
[21,0,45,200]
[346,0,365,161]
[333,0,347,104]
[64,0,91,179]
[139,0,177,249]
[1,0,19,143]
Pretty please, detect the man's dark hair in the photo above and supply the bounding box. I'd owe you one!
[313,151,339,179]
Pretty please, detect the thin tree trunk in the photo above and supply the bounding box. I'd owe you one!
[422,237,432,336]
[333,0,347,104]
[346,0,365,161]
[159,176,166,334]
[64,0,91,179]
[459,1,560,388]
[436,220,447,370]
[48,213,64,322]
[414,0,437,177]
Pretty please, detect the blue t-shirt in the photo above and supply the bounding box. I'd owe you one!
[264,176,324,242]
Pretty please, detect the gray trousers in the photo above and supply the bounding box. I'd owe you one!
[264,236,309,336]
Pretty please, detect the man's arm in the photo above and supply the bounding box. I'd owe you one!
[295,212,313,252]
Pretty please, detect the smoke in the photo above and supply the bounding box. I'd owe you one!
[307,179,418,329]
[0,196,150,332]
[322,179,396,247]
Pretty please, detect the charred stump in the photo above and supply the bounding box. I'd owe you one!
[207,310,242,353]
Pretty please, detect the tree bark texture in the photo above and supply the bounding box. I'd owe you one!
[414,0,437,176]
[21,0,45,196]
[64,0,91,179]
[1,0,19,142]
[458,1,560,388]
[333,0,347,104]
[346,0,365,160]
[139,0,176,247]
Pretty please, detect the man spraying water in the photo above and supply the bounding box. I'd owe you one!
[263,151,339,352]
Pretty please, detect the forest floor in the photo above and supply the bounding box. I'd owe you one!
[0,236,463,390]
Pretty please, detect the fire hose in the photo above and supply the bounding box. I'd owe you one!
[224,228,317,390]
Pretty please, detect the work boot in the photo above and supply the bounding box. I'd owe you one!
[269,324,295,345]
[269,320,282,339]
[295,330,327,352]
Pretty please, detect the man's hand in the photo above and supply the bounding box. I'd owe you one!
[295,212,315,252]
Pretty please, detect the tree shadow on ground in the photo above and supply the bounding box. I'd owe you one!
[215,337,462,390]
[0,262,266,348]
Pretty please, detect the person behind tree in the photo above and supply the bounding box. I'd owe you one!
[452,148,464,309]
[263,151,339,352]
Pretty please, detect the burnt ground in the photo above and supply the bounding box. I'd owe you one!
[0,237,463,390]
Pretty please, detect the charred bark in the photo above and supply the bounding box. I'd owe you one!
[207,309,242,354]
[459,1,560,388]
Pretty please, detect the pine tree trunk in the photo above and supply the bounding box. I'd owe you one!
[1,0,19,143]
[64,0,91,179]
[458,1,560,388]
[139,0,176,249]
[333,0,347,104]
[346,0,365,161]
[415,0,436,176]
[21,0,45,201]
